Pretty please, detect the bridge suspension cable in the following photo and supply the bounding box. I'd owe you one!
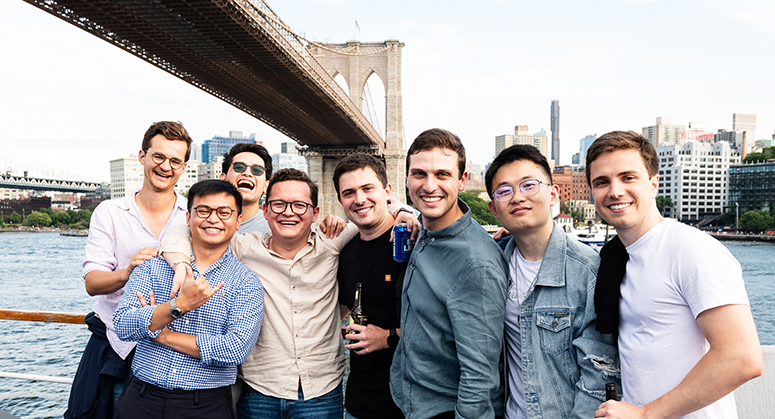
[245,0,391,56]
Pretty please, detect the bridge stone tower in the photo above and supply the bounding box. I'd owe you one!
[306,40,406,219]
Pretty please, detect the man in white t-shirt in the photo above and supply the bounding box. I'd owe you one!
[587,131,762,419]
[486,144,620,418]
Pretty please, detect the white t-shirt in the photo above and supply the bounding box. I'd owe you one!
[504,247,542,419]
[619,219,749,418]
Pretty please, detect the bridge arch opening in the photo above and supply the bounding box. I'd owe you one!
[333,73,349,96]
[362,71,386,138]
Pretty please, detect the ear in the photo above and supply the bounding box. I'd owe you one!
[235,213,242,231]
[186,211,191,227]
[458,172,469,192]
[384,183,392,197]
[219,173,227,180]
[548,184,560,206]
[488,200,499,219]
[312,206,321,223]
[138,150,146,165]
[650,174,660,197]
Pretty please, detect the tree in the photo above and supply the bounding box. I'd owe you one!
[27,211,52,227]
[51,211,71,226]
[458,191,501,227]
[739,210,772,232]
[559,202,584,225]
[656,196,674,216]
[8,212,22,224]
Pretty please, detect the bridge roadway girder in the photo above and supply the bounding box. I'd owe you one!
[23,0,384,150]
[0,175,101,193]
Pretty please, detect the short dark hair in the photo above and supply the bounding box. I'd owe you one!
[332,153,388,195]
[266,168,319,207]
[221,143,273,179]
[485,145,553,200]
[142,121,193,161]
[585,131,658,185]
[187,179,243,214]
[406,128,466,179]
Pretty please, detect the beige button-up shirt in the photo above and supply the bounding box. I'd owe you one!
[161,223,358,400]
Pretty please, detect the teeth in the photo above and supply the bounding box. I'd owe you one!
[237,180,254,189]
[204,228,221,232]
[355,207,370,213]
[609,203,631,210]
[422,197,441,203]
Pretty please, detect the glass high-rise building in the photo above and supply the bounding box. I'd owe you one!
[201,131,258,163]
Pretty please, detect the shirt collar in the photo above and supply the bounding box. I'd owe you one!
[420,198,473,240]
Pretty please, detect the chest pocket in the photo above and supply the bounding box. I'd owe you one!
[535,311,571,356]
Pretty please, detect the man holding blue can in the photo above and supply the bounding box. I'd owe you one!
[333,153,411,419]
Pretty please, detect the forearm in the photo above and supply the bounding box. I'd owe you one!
[85,269,128,296]
[155,329,201,359]
[642,305,762,419]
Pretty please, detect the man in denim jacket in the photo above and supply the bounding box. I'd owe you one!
[486,145,620,419]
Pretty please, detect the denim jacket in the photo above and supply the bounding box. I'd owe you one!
[502,223,620,419]
[391,200,509,419]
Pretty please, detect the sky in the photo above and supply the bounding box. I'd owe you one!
[1,0,774,183]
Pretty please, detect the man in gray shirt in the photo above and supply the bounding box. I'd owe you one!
[220,143,272,234]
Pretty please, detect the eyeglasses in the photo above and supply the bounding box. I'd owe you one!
[232,162,266,177]
[493,179,547,202]
[267,200,313,215]
[193,205,236,220]
[148,151,185,170]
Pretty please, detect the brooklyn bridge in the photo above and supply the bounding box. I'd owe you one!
[22,0,406,217]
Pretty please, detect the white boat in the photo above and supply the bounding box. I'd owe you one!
[565,224,616,247]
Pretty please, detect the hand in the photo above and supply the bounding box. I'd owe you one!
[595,400,646,418]
[492,227,511,241]
[176,270,225,313]
[137,290,157,307]
[344,324,389,355]
[123,247,158,280]
[391,211,420,243]
[319,214,347,239]
[169,263,190,299]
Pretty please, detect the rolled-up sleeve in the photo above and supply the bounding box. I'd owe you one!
[113,262,162,341]
[83,204,117,277]
[447,263,507,419]
[197,272,264,366]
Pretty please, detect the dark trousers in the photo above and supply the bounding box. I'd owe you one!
[115,377,233,419]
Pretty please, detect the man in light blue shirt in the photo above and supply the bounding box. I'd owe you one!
[390,128,508,419]
[113,179,264,419]
[219,143,273,234]
[486,145,619,419]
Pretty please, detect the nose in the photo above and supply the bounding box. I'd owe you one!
[422,176,438,193]
[608,179,625,198]
[205,210,221,222]
[159,158,172,171]
[354,189,367,204]
[282,203,295,216]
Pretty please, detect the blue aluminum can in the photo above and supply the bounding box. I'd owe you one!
[393,223,412,262]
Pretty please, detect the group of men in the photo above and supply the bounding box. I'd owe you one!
[66,120,762,419]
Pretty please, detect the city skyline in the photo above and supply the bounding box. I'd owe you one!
[1,0,774,183]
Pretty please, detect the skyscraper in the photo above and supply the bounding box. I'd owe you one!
[201,131,261,163]
[550,100,560,165]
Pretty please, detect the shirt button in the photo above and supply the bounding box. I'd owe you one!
[186,320,189,324]
[552,321,558,327]
[430,238,435,242]
[172,369,177,373]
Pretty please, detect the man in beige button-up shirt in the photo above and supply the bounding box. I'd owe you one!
[161,168,357,419]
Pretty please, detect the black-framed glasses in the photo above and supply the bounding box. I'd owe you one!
[232,162,266,177]
[148,151,185,170]
[267,200,313,215]
[193,205,236,220]
[493,179,547,202]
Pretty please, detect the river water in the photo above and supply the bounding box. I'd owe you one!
[0,231,773,418]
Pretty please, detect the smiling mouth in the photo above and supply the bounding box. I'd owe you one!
[354,206,371,214]
[608,203,632,210]
[153,169,171,179]
[237,179,255,191]
[421,196,442,203]
[202,227,223,233]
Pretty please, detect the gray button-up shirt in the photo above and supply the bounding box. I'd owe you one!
[390,200,509,418]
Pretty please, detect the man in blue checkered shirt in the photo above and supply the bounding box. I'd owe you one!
[113,179,264,419]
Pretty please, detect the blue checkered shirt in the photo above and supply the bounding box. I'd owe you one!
[113,248,264,390]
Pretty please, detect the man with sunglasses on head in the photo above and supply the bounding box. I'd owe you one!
[113,179,264,419]
[160,168,360,419]
[485,145,619,419]
[220,143,273,234]
[67,121,193,419]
